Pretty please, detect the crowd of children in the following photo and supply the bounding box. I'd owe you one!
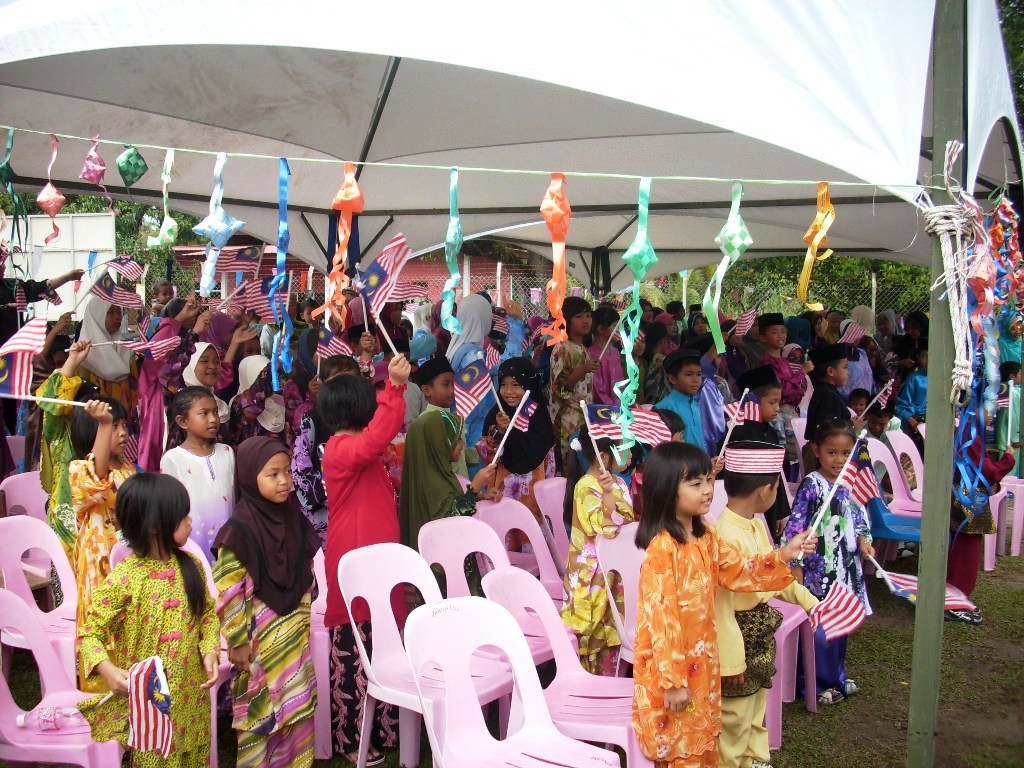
[6,279,1010,768]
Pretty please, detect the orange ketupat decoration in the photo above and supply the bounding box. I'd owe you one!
[632,528,796,766]
[539,173,571,345]
[314,161,365,330]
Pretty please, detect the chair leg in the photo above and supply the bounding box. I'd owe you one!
[310,628,332,759]
[209,684,219,768]
[1011,494,1024,557]
[766,673,783,751]
[780,629,799,704]
[799,622,817,713]
[995,494,1009,556]
[397,706,422,768]
[983,533,997,572]
[357,693,376,768]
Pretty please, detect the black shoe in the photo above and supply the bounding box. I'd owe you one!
[944,609,980,624]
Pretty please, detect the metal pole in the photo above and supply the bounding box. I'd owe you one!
[906,1,965,765]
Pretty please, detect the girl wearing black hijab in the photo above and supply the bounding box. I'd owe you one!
[212,437,321,767]
[477,357,556,524]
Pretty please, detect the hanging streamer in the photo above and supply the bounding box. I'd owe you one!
[0,129,27,248]
[702,182,752,353]
[797,181,834,310]
[79,135,115,213]
[268,158,293,391]
[441,167,463,334]
[35,134,66,246]
[539,173,571,345]
[146,149,178,248]
[194,152,245,297]
[313,161,364,329]
[610,177,659,461]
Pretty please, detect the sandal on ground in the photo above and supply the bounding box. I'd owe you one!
[817,688,845,705]
[844,679,860,696]
[344,749,385,767]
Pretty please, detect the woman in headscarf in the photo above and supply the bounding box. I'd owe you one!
[999,310,1022,364]
[875,309,898,354]
[199,310,240,355]
[376,301,408,352]
[213,437,320,768]
[476,357,556,522]
[412,302,433,335]
[446,293,497,462]
[686,312,709,339]
[77,295,140,412]
[784,316,813,350]
[228,355,287,447]
[800,310,828,349]
[850,305,876,336]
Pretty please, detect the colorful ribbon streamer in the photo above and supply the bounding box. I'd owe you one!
[194,152,245,297]
[702,182,752,353]
[610,177,659,461]
[0,129,27,248]
[441,167,463,334]
[35,134,66,246]
[314,161,364,329]
[79,135,114,213]
[147,149,178,248]
[268,157,293,391]
[539,173,571,345]
[797,181,834,310]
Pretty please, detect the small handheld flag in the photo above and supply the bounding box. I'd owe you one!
[809,581,866,641]
[317,326,353,359]
[241,278,275,323]
[485,343,501,369]
[90,272,143,309]
[116,335,182,363]
[454,360,491,418]
[724,398,762,426]
[106,255,146,281]
[492,313,509,334]
[865,554,976,611]
[835,439,882,507]
[838,321,868,346]
[734,306,758,337]
[512,397,537,431]
[127,656,173,758]
[358,235,414,318]
[0,317,49,398]
[216,245,263,275]
[585,404,672,446]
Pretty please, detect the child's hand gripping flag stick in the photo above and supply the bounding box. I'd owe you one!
[597,318,623,361]
[857,380,893,420]
[489,395,529,467]
[580,399,607,473]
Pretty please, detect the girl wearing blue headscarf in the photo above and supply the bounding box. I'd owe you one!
[999,311,1022,364]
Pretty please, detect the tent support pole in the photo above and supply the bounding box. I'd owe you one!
[299,212,328,258]
[354,57,401,182]
[906,1,965,765]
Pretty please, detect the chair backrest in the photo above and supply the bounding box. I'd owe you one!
[5,436,25,472]
[594,521,642,651]
[418,516,510,597]
[0,589,81,739]
[312,548,327,615]
[798,376,813,416]
[110,537,217,599]
[405,597,559,755]
[533,477,570,574]
[791,417,808,478]
[865,437,915,501]
[0,515,76,616]
[473,499,564,594]
[109,541,130,569]
[481,566,580,674]
[707,479,727,524]
[0,471,48,521]
[337,543,442,689]
[917,423,926,440]
[884,429,924,490]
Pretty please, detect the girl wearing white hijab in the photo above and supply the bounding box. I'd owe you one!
[227,355,287,445]
[445,294,491,368]
[183,342,232,422]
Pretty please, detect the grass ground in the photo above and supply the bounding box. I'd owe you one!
[3,554,1022,767]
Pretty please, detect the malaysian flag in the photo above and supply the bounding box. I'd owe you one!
[733,307,757,336]
[43,286,62,306]
[454,360,491,418]
[492,313,509,334]
[90,273,143,309]
[879,570,976,611]
[106,255,145,281]
[128,656,173,758]
[997,382,1011,410]
[809,582,867,641]
[241,278,275,323]
[513,397,537,431]
[216,245,263,274]
[839,321,868,346]
[724,399,762,426]
[358,235,414,317]
[317,326,352,358]
[383,281,428,303]
[484,343,501,369]
[13,286,26,312]
[836,439,882,506]
[0,317,48,398]
[586,404,673,446]
[875,380,894,410]
[117,334,183,363]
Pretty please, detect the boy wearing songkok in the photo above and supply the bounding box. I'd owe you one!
[715,441,819,768]
[804,343,853,440]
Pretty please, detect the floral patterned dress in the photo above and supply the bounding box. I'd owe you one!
[69,455,137,691]
[549,340,594,471]
[632,528,797,767]
[37,371,84,564]
[291,411,328,547]
[560,473,634,675]
[77,552,220,767]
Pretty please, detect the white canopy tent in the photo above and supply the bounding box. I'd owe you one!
[0,0,1019,292]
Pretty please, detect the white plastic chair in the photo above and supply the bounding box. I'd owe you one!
[0,589,124,766]
[482,567,653,767]
[0,515,76,682]
[404,596,621,768]
[309,548,332,759]
[338,543,513,768]
[533,477,570,575]
[474,498,566,602]
[595,521,642,671]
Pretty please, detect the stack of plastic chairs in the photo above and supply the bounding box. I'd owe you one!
[475,498,566,602]
[533,477,570,576]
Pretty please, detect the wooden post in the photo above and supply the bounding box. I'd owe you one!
[906,2,965,765]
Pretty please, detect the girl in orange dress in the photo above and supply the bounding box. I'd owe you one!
[631,443,816,767]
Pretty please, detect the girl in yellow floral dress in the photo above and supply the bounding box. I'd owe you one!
[70,397,138,691]
[78,473,220,767]
[632,443,816,768]
[560,427,633,675]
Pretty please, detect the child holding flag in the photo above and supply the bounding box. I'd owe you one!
[549,296,599,472]
[782,419,874,704]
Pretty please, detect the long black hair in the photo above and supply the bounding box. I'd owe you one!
[115,474,207,619]
[562,425,619,528]
[636,442,712,549]
[70,396,127,460]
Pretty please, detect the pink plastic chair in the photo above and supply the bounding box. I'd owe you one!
[707,479,728,524]
[797,376,813,417]
[338,542,513,768]
[309,548,332,759]
[996,476,1024,557]
[0,515,76,682]
[0,589,124,766]
[791,417,808,480]
[474,498,566,602]
[884,429,924,502]
[917,423,926,440]
[419,517,554,666]
[482,567,653,767]
[404,596,621,768]
[865,437,921,517]
[595,521,641,671]
[0,471,54,594]
[534,477,570,575]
